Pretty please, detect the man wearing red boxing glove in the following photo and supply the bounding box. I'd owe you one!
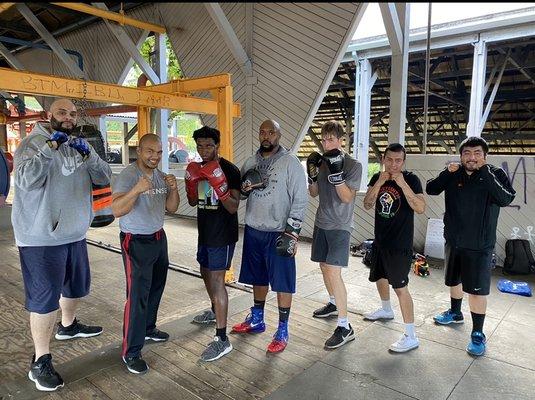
[186,126,240,362]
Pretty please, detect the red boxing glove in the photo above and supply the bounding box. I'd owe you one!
[185,162,202,201]
[199,160,230,201]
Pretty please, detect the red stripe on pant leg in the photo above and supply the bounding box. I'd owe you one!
[121,233,133,358]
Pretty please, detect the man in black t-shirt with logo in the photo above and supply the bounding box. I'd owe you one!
[363,143,426,353]
[184,126,241,362]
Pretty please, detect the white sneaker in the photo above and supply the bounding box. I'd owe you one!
[389,334,419,353]
[363,308,395,321]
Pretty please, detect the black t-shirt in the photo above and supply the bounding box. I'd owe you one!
[368,171,423,250]
[197,158,240,247]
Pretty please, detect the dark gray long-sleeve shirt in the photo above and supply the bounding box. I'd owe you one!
[241,146,308,232]
[11,122,112,246]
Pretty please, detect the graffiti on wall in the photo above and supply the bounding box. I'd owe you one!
[510,226,535,244]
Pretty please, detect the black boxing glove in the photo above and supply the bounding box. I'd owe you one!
[240,168,266,197]
[275,217,302,257]
[322,149,345,185]
[306,151,322,184]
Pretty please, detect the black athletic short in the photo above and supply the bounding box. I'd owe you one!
[368,244,412,289]
[444,243,493,295]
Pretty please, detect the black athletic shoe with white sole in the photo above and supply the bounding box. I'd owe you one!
[55,318,103,340]
[313,302,338,318]
[122,355,149,374]
[145,328,169,342]
[324,324,355,349]
[28,354,64,392]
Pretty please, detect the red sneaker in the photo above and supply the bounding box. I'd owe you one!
[266,321,289,353]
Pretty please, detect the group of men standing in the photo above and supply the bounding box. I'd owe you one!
[10,98,515,392]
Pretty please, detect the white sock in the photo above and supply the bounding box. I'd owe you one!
[405,323,416,339]
[337,317,349,329]
[381,300,392,312]
[329,296,336,306]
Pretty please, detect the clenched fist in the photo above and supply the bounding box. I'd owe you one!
[134,175,152,194]
[164,174,178,191]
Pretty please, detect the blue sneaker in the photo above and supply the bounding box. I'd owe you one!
[466,331,486,356]
[231,307,266,333]
[267,321,289,353]
[433,309,464,325]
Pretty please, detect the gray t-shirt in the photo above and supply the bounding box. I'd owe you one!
[314,152,362,232]
[113,162,168,234]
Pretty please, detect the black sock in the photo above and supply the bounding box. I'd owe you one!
[253,299,265,310]
[451,297,462,314]
[279,307,290,322]
[211,303,215,313]
[216,327,227,342]
[471,312,485,333]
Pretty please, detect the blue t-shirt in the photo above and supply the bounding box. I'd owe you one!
[113,162,168,234]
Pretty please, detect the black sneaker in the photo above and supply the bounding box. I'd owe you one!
[324,324,355,349]
[122,355,149,374]
[313,302,338,318]
[28,354,64,392]
[145,328,169,342]
[55,318,103,340]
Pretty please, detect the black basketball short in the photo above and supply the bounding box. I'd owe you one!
[444,243,493,295]
[368,244,412,289]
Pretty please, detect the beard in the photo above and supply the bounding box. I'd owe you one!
[50,116,76,135]
[259,140,276,153]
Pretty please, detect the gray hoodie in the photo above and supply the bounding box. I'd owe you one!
[241,146,308,232]
[11,122,112,247]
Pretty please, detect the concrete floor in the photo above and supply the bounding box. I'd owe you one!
[0,211,534,400]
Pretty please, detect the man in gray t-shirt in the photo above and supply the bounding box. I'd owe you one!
[111,134,179,375]
[307,121,361,350]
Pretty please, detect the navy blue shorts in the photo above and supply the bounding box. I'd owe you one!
[197,243,236,271]
[239,225,296,293]
[19,239,91,314]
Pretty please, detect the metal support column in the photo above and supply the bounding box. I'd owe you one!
[98,115,107,151]
[154,33,169,173]
[381,3,410,144]
[466,39,487,137]
[353,56,376,192]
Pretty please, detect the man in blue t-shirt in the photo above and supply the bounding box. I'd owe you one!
[186,126,241,362]
[112,134,179,375]
[363,143,426,353]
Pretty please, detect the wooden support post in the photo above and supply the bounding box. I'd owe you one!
[137,106,150,138]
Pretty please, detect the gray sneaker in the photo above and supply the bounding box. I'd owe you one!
[200,336,233,362]
[192,310,216,324]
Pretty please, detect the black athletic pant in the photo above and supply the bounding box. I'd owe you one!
[120,229,169,358]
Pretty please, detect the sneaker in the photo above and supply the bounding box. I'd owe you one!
[389,334,420,353]
[145,328,169,342]
[466,331,486,356]
[324,324,356,349]
[267,321,289,353]
[192,310,216,325]
[363,308,395,321]
[231,307,266,333]
[28,354,64,392]
[122,355,149,374]
[312,302,338,318]
[433,309,464,325]
[200,336,233,362]
[55,318,103,340]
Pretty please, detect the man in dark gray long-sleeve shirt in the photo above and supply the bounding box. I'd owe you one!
[231,119,308,354]
[11,98,112,391]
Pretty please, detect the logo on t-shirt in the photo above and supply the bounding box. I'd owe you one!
[197,180,219,210]
[377,185,401,218]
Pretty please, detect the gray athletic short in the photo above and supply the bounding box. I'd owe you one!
[311,226,351,267]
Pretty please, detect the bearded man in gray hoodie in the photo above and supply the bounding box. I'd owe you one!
[11,98,112,392]
[231,119,308,354]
